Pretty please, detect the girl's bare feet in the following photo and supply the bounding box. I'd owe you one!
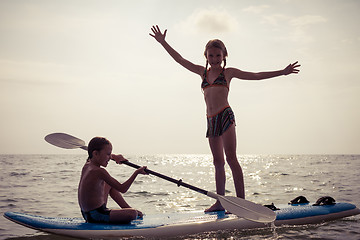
[204,201,225,212]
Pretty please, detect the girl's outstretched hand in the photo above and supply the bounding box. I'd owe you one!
[283,61,301,75]
[150,25,167,43]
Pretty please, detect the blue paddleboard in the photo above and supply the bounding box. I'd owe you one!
[4,201,360,238]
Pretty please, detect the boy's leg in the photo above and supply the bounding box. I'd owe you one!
[109,209,138,223]
[109,188,131,208]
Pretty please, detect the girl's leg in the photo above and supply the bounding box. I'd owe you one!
[222,124,245,199]
[205,136,226,212]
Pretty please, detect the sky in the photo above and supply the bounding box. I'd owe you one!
[0,0,359,155]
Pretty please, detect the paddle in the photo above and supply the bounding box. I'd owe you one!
[45,132,276,223]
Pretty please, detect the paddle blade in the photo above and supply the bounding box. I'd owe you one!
[221,196,276,223]
[45,133,88,150]
[207,192,276,223]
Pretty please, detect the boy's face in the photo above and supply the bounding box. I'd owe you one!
[97,144,113,167]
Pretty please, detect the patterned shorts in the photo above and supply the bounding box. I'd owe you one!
[206,106,235,138]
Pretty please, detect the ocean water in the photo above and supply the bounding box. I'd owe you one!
[0,154,359,240]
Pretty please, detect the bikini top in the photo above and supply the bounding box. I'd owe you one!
[201,68,229,90]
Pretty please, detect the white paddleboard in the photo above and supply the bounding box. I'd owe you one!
[4,202,360,238]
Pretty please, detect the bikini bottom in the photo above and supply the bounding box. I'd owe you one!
[206,106,235,138]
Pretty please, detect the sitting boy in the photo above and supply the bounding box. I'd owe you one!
[78,137,147,223]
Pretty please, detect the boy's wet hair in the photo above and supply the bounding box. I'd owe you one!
[203,39,228,73]
[87,137,111,160]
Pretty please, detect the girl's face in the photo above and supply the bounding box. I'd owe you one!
[95,144,113,167]
[206,47,224,68]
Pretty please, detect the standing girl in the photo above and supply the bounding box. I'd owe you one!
[150,25,300,212]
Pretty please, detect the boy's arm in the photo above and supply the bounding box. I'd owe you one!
[119,167,147,193]
[100,167,146,194]
[100,169,126,193]
[110,154,148,193]
[150,25,204,76]
[227,61,300,80]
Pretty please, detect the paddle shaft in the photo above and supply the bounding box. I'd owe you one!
[122,161,208,196]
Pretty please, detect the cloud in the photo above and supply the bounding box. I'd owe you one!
[287,15,327,43]
[242,4,327,29]
[176,8,238,34]
[0,59,73,88]
[289,15,327,27]
[242,5,270,14]
[261,14,290,26]
[255,12,328,44]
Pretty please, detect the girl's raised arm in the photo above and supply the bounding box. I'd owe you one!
[227,61,300,81]
[150,25,204,76]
